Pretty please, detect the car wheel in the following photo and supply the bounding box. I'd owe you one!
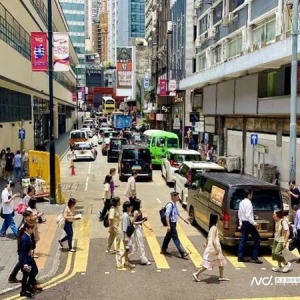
[189,206,197,226]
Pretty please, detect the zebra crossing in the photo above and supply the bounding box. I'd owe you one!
[113,221,300,271]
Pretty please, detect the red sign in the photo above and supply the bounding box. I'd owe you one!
[159,79,167,96]
[72,93,77,103]
[31,32,48,71]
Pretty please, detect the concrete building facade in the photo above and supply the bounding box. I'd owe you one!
[179,0,298,186]
[0,0,78,152]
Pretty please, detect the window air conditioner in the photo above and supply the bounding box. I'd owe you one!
[194,0,203,9]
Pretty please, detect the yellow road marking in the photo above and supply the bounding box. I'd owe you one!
[143,221,170,269]
[177,223,202,267]
[222,250,246,268]
[262,255,277,267]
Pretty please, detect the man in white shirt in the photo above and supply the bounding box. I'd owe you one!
[0,182,19,237]
[124,171,138,211]
[237,189,262,264]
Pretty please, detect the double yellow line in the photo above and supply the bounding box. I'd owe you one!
[4,217,92,300]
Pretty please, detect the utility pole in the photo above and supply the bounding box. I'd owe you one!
[48,0,56,205]
[167,21,173,132]
[289,0,299,221]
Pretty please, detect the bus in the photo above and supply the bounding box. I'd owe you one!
[102,97,116,114]
[142,130,179,166]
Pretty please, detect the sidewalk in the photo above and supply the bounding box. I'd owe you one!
[0,202,63,295]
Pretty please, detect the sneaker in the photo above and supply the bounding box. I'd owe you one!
[272,267,282,272]
[124,262,135,269]
[282,262,291,273]
[219,277,230,281]
[192,273,201,282]
[116,254,123,268]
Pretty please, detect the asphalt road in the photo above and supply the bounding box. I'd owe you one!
[3,135,300,300]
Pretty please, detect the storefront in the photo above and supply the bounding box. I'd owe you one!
[33,96,50,147]
[58,104,66,135]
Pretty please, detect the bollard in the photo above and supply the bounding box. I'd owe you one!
[70,159,76,176]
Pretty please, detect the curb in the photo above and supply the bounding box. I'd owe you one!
[0,147,69,297]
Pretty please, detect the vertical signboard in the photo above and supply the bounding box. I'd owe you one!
[159,79,167,96]
[31,32,48,71]
[116,47,133,97]
[53,32,70,72]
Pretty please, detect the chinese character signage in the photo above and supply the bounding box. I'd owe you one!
[53,32,70,72]
[169,79,176,96]
[159,79,167,96]
[30,32,48,71]
[116,47,134,97]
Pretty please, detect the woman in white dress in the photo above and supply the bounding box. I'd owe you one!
[132,199,151,265]
[193,213,229,282]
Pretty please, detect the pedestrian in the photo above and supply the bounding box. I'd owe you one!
[125,171,138,208]
[287,180,300,218]
[1,148,6,179]
[5,147,14,181]
[294,205,300,263]
[58,198,80,252]
[106,197,121,254]
[0,181,18,238]
[22,185,35,207]
[99,175,112,221]
[109,168,118,197]
[160,191,189,259]
[18,222,42,297]
[116,201,135,269]
[132,199,151,265]
[22,150,29,177]
[271,209,291,272]
[192,213,229,282]
[237,189,262,264]
[8,210,35,284]
[14,150,22,183]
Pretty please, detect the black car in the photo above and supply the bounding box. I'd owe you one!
[107,138,128,162]
[118,145,152,182]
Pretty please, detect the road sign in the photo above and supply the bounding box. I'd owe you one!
[18,129,26,140]
[144,78,149,88]
[250,134,258,145]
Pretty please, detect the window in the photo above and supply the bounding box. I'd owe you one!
[252,18,276,45]
[156,137,166,148]
[198,54,206,71]
[179,164,189,177]
[199,15,208,34]
[230,189,282,211]
[229,0,245,12]
[167,138,178,148]
[0,87,32,122]
[228,36,242,57]
[213,46,222,64]
[122,149,150,160]
[267,71,276,97]
[213,2,223,24]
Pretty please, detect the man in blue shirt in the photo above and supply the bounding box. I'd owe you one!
[161,192,189,259]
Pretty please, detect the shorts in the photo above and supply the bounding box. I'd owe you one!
[123,239,133,254]
[5,164,13,172]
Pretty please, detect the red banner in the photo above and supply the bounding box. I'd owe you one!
[159,79,167,96]
[31,32,48,71]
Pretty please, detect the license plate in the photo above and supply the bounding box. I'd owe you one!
[81,151,85,154]
[132,165,141,170]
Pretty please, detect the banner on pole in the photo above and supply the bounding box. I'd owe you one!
[30,32,48,72]
[159,79,167,96]
[53,32,70,72]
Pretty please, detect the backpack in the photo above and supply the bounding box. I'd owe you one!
[159,202,174,227]
[281,220,294,239]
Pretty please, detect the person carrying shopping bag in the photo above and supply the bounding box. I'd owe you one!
[192,213,229,282]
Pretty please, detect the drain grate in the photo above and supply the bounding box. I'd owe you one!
[61,183,79,191]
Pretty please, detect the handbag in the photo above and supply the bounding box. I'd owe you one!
[0,207,4,219]
[126,217,135,237]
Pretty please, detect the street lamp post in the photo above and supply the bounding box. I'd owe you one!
[167,21,173,131]
[47,0,56,205]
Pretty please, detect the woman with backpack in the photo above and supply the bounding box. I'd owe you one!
[132,199,151,265]
[106,197,121,254]
[271,209,291,272]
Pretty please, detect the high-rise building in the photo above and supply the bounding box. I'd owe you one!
[85,0,93,51]
[93,22,102,58]
[145,0,156,41]
[100,0,109,63]
[108,0,145,64]
[59,0,86,86]
[92,0,101,22]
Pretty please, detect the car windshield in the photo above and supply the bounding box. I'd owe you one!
[74,143,92,150]
[167,137,178,148]
[70,132,86,139]
[173,154,200,163]
[111,139,127,148]
[122,148,150,160]
[230,188,282,211]
[155,137,166,148]
[104,132,118,138]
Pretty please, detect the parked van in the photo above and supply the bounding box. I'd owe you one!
[187,173,283,247]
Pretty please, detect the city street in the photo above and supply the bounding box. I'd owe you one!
[3,136,300,300]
